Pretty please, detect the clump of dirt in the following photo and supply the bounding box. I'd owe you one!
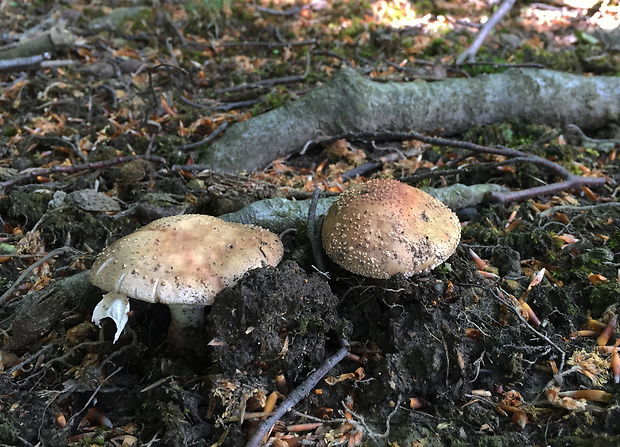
[208,260,348,383]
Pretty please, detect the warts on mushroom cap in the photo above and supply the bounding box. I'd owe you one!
[321,178,461,279]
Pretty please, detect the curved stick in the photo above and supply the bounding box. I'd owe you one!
[245,343,349,447]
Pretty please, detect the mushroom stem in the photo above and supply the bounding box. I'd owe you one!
[168,304,206,328]
[167,304,205,347]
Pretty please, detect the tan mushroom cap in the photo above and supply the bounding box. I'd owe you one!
[90,214,284,305]
[321,179,460,279]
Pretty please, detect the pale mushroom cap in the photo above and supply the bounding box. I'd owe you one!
[321,179,460,279]
[90,214,284,305]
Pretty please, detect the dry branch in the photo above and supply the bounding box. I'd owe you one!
[456,0,516,64]
[0,26,74,60]
[198,68,620,173]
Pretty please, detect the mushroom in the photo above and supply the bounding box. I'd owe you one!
[321,178,460,279]
[89,214,284,343]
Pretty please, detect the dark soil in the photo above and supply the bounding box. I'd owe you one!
[3,189,620,446]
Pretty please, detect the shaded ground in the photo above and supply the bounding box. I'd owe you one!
[1,1,620,446]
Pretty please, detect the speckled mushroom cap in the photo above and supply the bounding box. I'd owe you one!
[90,214,284,305]
[321,179,460,279]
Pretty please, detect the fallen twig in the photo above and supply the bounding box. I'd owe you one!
[0,54,47,72]
[220,411,275,423]
[245,342,350,447]
[5,342,58,376]
[215,96,265,112]
[201,68,620,172]
[64,366,123,434]
[344,395,402,446]
[34,135,88,163]
[540,202,620,218]
[401,157,532,183]
[463,283,566,371]
[456,0,516,64]
[0,26,74,61]
[214,51,311,95]
[179,96,212,110]
[255,5,303,16]
[304,130,606,204]
[217,39,316,48]
[163,11,187,46]
[179,121,228,150]
[0,55,77,74]
[340,152,404,181]
[0,155,167,190]
[564,124,620,152]
[0,247,76,305]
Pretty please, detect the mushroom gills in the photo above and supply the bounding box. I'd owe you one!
[91,291,130,343]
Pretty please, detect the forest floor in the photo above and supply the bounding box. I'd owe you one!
[1,1,620,446]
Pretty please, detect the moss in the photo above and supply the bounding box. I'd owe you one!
[343,17,365,38]
[462,219,552,261]
[265,91,284,109]
[565,303,580,316]
[90,145,121,162]
[250,102,263,117]
[423,38,452,57]
[574,247,614,269]
[465,121,547,149]
[590,281,620,311]
[607,231,620,250]
[0,419,19,445]
[3,125,17,137]
[185,0,232,18]
[529,48,583,73]
[412,0,434,15]
[8,190,51,224]
[150,135,188,159]
[297,315,310,336]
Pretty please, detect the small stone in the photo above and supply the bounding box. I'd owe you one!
[66,189,121,212]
